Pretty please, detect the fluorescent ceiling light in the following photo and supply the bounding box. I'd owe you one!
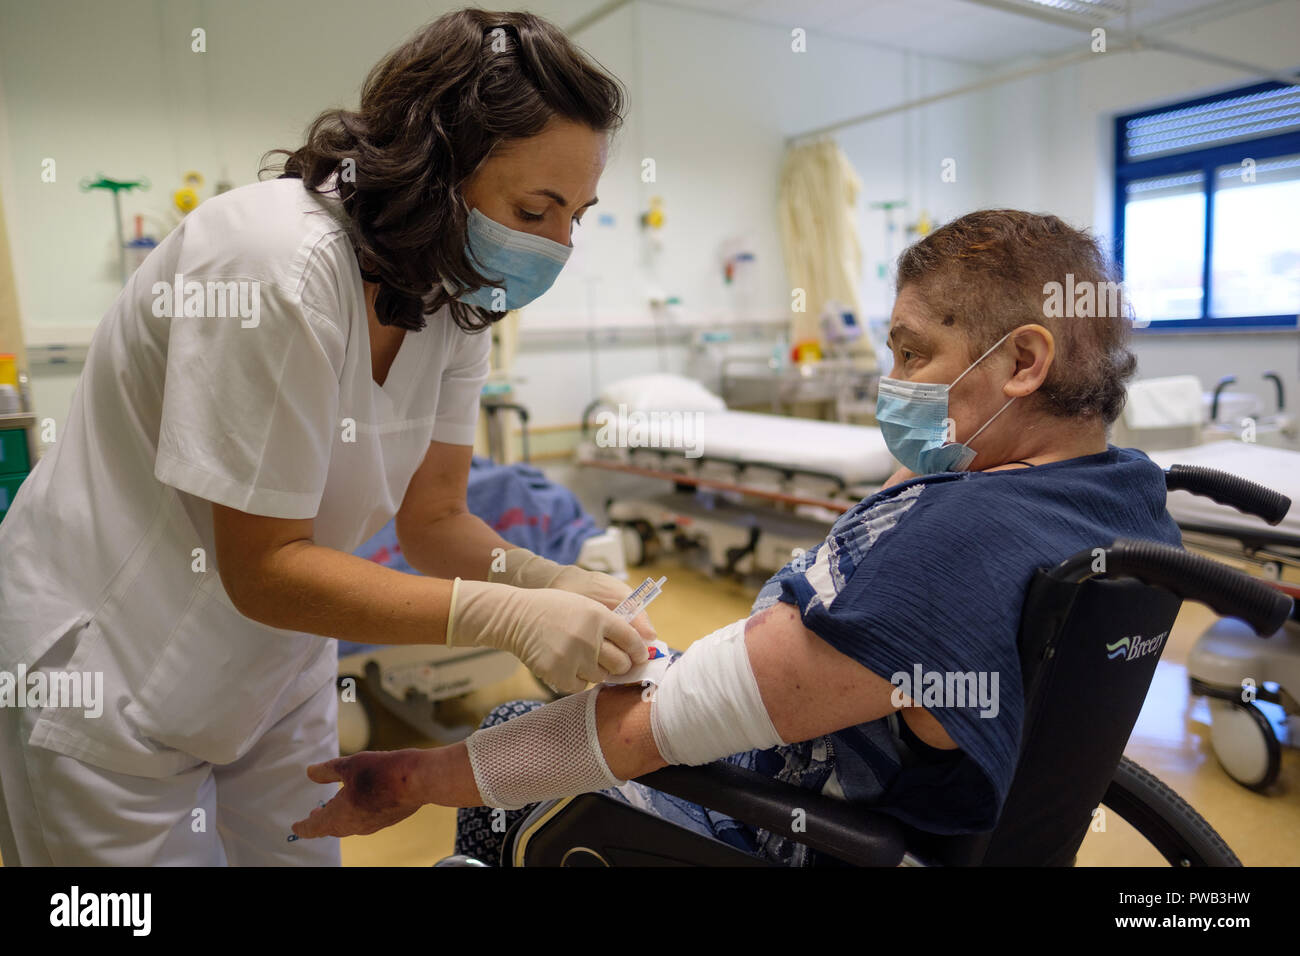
[998,0,1127,24]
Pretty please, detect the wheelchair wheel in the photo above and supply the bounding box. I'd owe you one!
[1102,756,1241,866]
[1207,699,1281,792]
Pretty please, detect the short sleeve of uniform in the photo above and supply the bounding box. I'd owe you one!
[154,254,347,519]
[430,325,491,447]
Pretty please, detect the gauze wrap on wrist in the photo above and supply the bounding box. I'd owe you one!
[649,618,786,765]
[465,687,624,810]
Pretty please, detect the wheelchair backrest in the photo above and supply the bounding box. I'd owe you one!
[931,572,1183,866]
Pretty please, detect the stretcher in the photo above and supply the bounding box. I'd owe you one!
[1148,441,1300,792]
[578,376,897,576]
[1149,441,1300,590]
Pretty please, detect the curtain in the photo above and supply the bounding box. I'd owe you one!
[777,138,869,356]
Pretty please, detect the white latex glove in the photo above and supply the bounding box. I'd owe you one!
[488,548,658,643]
[446,579,648,694]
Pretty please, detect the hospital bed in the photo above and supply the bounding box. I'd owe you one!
[1114,373,1295,451]
[1148,441,1300,792]
[577,374,896,577]
[439,464,1293,867]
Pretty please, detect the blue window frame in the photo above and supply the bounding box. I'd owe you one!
[1114,79,1300,332]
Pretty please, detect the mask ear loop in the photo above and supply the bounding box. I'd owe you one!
[949,328,1015,389]
[948,329,1018,452]
[964,394,1017,446]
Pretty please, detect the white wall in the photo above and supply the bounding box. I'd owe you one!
[0,0,990,434]
[7,1,1294,443]
[978,1,1300,440]
[511,2,990,424]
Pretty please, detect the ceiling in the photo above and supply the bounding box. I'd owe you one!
[632,0,1274,66]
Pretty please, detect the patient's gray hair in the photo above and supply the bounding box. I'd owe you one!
[895,209,1136,426]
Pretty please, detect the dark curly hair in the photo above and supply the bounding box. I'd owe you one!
[262,9,626,333]
[895,209,1137,426]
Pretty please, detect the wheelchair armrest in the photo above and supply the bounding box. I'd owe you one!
[639,762,906,866]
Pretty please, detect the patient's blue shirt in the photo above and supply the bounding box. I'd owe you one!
[749,445,1182,838]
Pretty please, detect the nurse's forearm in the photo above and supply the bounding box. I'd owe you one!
[395,508,514,581]
[229,540,459,646]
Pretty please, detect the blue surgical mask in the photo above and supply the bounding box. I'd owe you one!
[875,330,1016,475]
[449,207,572,312]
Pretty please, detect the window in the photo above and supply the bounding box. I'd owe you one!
[1114,80,1300,330]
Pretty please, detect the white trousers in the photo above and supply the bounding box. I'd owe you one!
[0,674,342,866]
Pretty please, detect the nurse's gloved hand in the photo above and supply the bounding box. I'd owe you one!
[488,548,657,643]
[446,579,649,695]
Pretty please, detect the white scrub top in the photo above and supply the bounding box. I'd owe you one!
[0,177,491,776]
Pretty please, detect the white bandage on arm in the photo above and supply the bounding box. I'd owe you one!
[465,687,625,810]
[463,618,787,809]
[649,618,787,765]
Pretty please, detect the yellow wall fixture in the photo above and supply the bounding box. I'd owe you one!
[173,171,205,214]
[640,196,665,230]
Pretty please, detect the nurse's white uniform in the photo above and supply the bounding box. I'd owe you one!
[0,176,490,865]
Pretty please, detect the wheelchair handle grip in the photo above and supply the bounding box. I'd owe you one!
[1103,538,1293,635]
[1165,464,1291,526]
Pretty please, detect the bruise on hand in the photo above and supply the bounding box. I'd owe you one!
[340,749,424,813]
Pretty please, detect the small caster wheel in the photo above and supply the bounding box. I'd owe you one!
[1208,698,1280,792]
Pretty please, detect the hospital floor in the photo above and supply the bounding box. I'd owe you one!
[338,554,1300,868]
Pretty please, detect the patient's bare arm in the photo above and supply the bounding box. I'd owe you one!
[578,601,918,779]
[450,600,920,788]
[290,602,949,837]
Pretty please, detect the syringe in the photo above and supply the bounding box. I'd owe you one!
[613,575,667,621]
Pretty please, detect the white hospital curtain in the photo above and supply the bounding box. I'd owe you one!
[778,139,868,354]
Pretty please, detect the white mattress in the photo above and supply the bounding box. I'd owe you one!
[595,375,898,484]
[1147,441,1300,539]
[693,410,897,484]
[606,408,897,485]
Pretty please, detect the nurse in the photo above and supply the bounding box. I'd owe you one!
[0,9,650,866]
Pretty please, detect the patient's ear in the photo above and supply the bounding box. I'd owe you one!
[1005,324,1054,398]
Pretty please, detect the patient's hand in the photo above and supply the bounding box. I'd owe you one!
[292,749,434,839]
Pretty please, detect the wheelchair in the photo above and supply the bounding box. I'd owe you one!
[440,465,1295,867]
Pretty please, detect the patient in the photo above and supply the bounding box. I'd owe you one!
[291,209,1182,864]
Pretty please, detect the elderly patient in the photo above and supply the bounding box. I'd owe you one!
[292,210,1181,864]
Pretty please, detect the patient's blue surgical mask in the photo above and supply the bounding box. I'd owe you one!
[452,207,572,312]
[875,330,1017,475]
